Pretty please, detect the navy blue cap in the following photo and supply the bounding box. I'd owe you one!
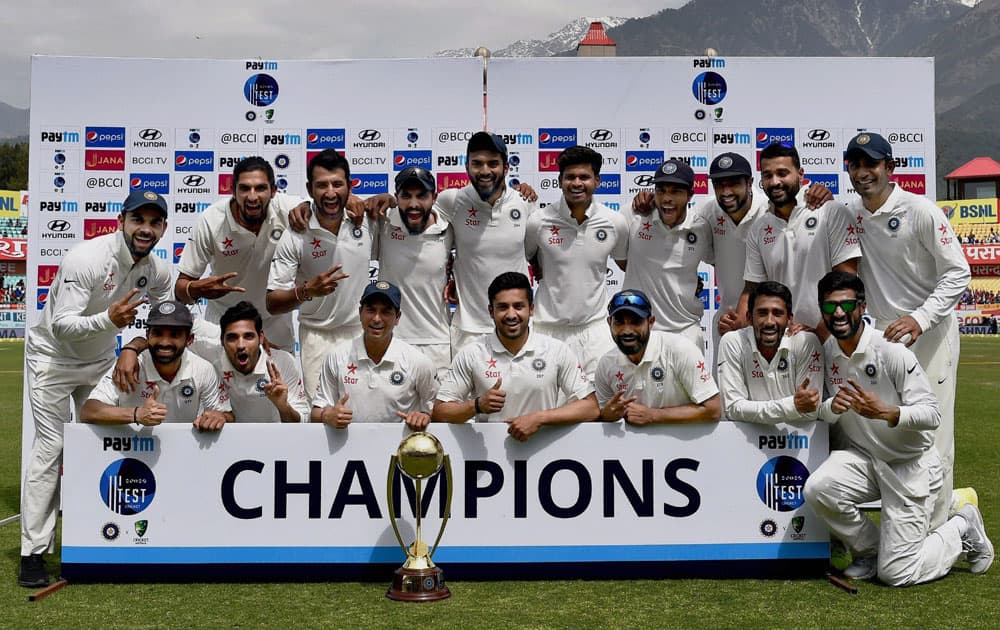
[394,166,436,193]
[845,132,893,161]
[652,159,695,189]
[147,301,194,328]
[122,189,168,217]
[361,281,402,310]
[467,131,508,162]
[709,153,752,179]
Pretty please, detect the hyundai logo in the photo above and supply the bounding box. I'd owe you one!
[590,129,613,142]
[183,175,206,186]
[47,220,71,232]
[808,129,830,141]
[358,129,381,142]
[138,128,163,141]
[634,174,654,187]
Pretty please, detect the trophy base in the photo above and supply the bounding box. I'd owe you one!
[386,566,451,602]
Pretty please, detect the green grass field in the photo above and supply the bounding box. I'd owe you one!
[1,339,999,628]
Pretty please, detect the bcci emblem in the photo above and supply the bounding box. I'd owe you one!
[101,522,120,541]
[865,364,877,378]
[390,371,405,385]
[256,377,268,392]
[777,357,788,372]
[686,232,697,244]
[856,134,871,145]
[180,384,195,398]
[352,227,364,239]
[759,519,778,538]
[595,229,608,242]
[888,216,901,232]
[158,302,176,315]
[661,162,678,175]
[137,276,148,288]
[532,358,546,372]
[143,191,158,202]
[718,156,733,169]
[510,208,521,221]
[376,281,390,290]
[651,366,665,382]
[805,217,818,230]
[270,227,284,241]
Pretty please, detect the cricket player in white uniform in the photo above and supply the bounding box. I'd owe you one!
[375,167,452,378]
[620,160,714,350]
[844,131,971,527]
[433,271,599,441]
[525,146,628,380]
[743,143,860,332]
[213,301,309,422]
[717,281,823,423]
[82,300,233,429]
[267,150,375,400]
[804,271,992,585]
[594,289,721,424]
[176,156,301,349]
[312,281,438,429]
[19,189,172,587]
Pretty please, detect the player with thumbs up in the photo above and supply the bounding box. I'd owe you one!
[82,300,233,430]
[716,281,824,423]
[311,281,437,428]
[433,272,599,441]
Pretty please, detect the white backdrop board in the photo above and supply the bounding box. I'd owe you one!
[62,422,829,580]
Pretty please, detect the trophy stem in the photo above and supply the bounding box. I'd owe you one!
[414,479,423,549]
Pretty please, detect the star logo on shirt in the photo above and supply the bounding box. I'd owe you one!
[697,361,706,372]
[223,371,233,381]
[487,358,497,369]
[812,351,821,362]
[641,221,652,232]
[108,272,115,282]
[549,225,560,236]
[218,381,228,392]
[145,381,156,391]
[856,214,864,224]
[764,225,773,235]
[222,237,234,249]
[467,207,477,218]
[847,225,856,235]
[717,216,726,227]
[347,363,357,375]
[615,370,624,381]
[311,237,322,249]
[938,224,948,235]
[831,364,840,375]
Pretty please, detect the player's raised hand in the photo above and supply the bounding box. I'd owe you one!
[477,377,505,414]
[109,288,148,328]
[397,410,431,430]
[794,378,819,414]
[631,191,654,216]
[288,200,312,232]
[137,385,167,426]
[262,359,288,405]
[718,307,742,335]
[324,393,352,429]
[600,390,637,421]
[192,272,246,300]
[304,264,350,299]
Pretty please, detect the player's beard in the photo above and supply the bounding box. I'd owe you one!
[123,230,157,259]
[473,177,503,202]
[614,330,649,357]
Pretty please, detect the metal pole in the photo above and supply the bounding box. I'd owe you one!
[474,47,491,131]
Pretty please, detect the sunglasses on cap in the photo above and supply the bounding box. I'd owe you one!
[820,299,859,315]
[608,293,650,313]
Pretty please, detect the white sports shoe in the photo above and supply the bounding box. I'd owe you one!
[843,554,877,580]
[960,504,994,574]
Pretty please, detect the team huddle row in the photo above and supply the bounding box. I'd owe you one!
[19,130,991,589]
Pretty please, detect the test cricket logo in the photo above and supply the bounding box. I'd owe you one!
[756,456,809,512]
[100,458,156,516]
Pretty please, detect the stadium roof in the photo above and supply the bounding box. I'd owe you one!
[578,21,616,47]
[945,157,1000,180]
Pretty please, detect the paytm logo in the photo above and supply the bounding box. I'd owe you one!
[625,151,664,171]
[306,128,346,149]
[392,151,432,171]
[129,173,169,193]
[755,128,795,149]
[174,151,215,172]
[803,174,839,195]
[595,174,621,195]
[351,174,389,194]
[538,128,577,148]
[85,126,126,148]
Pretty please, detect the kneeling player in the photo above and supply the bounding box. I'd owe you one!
[81,301,232,431]
[594,289,720,424]
[804,271,992,584]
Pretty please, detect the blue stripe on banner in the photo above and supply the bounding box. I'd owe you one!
[63,542,829,564]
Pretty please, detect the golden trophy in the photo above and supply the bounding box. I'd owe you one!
[386,431,453,602]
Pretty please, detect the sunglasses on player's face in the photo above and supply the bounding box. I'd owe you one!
[609,293,650,313]
[820,299,859,315]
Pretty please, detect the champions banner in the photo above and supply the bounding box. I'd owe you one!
[62,421,829,580]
